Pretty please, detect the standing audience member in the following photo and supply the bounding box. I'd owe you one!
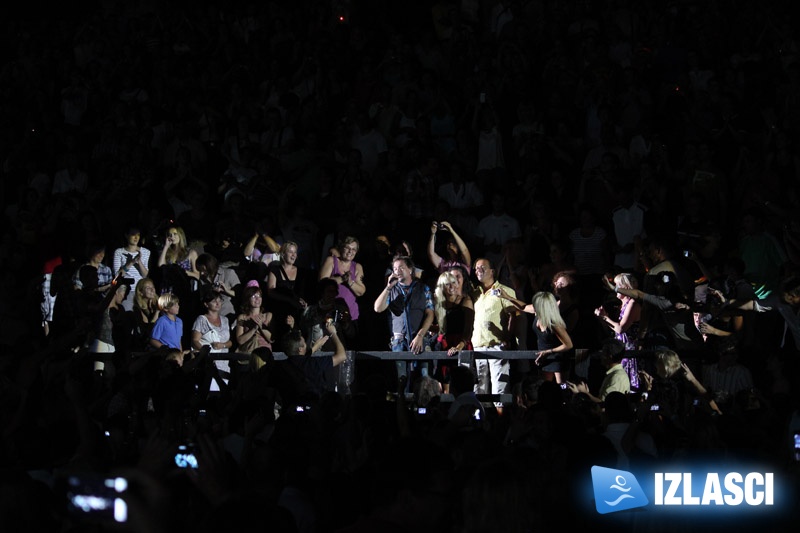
[266,241,308,338]
[615,271,706,356]
[530,291,574,384]
[374,256,435,385]
[596,273,642,388]
[73,243,114,293]
[428,220,472,274]
[88,273,132,375]
[112,227,150,310]
[470,258,520,398]
[433,270,474,392]
[318,236,366,336]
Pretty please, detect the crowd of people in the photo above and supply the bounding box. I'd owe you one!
[3,0,800,531]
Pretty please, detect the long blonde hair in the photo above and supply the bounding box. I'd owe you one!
[134,278,158,314]
[164,226,190,264]
[434,271,458,335]
[532,291,565,331]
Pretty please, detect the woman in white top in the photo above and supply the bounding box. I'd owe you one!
[112,227,150,310]
[192,289,233,392]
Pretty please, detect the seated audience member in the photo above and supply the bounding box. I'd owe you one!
[157,225,200,280]
[235,281,275,354]
[192,288,234,392]
[132,277,160,348]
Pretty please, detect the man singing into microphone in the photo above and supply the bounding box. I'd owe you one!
[374,255,435,386]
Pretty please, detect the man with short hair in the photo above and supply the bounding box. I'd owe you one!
[470,258,519,398]
[374,256,435,383]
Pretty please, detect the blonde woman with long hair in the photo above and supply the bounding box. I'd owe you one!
[157,226,199,279]
[597,272,642,388]
[133,278,160,347]
[531,291,573,384]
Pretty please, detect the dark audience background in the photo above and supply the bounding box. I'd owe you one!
[2,0,800,531]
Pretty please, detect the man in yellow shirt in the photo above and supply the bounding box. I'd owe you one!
[471,258,520,396]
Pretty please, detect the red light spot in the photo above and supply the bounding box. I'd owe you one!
[339,16,344,21]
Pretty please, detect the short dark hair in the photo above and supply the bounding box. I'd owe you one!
[316,277,339,299]
[282,329,305,356]
[195,253,219,274]
[393,255,415,271]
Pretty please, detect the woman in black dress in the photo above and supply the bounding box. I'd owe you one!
[266,241,308,345]
[433,270,474,392]
[531,291,574,384]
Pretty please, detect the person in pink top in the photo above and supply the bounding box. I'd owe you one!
[318,236,365,331]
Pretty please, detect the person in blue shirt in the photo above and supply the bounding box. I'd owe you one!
[150,292,184,350]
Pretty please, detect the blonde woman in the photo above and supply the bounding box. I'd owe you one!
[267,241,308,331]
[434,271,474,356]
[434,271,474,392]
[597,272,642,388]
[639,349,722,416]
[157,226,199,279]
[531,291,573,384]
[133,278,159,347]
